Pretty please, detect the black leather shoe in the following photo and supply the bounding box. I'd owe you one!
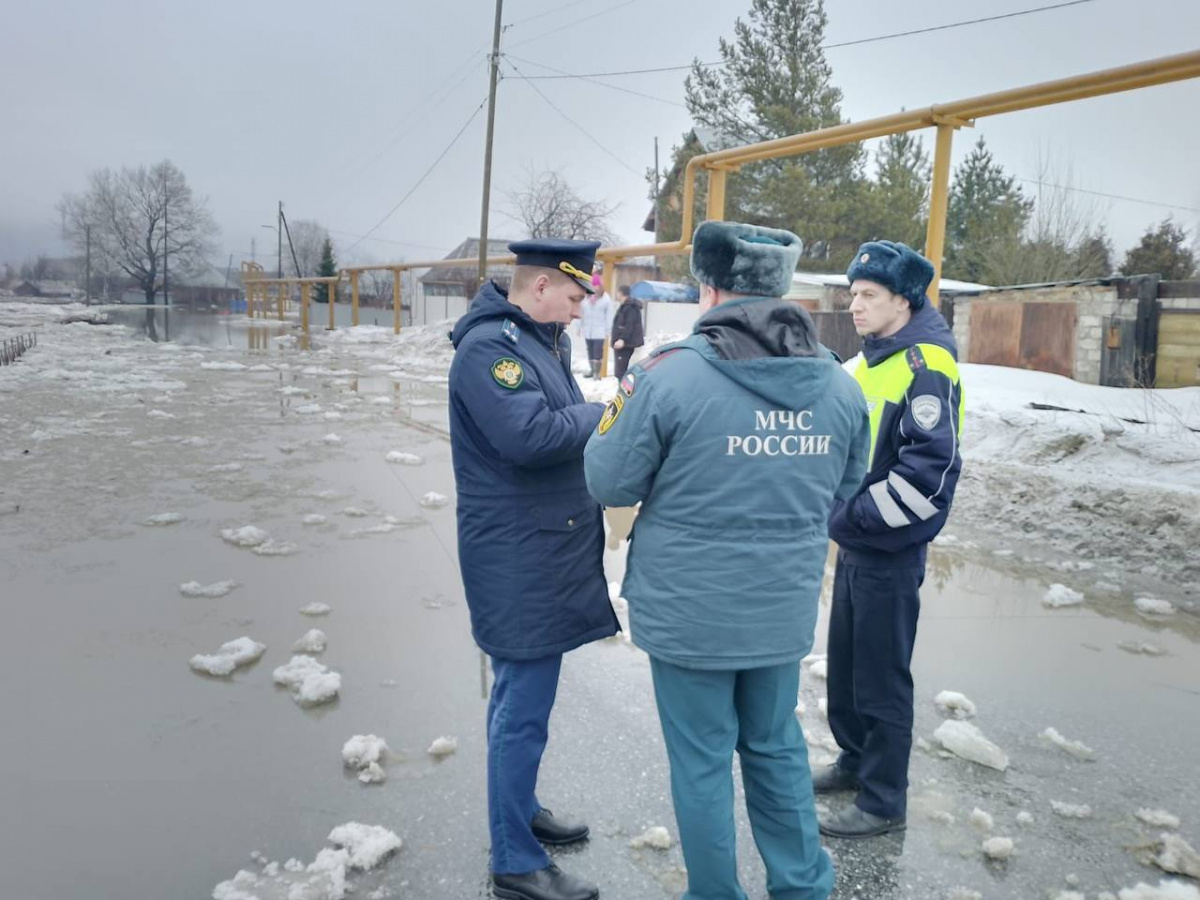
[530,808,589,845]
[811,763,859,794]
[818,804,906,839]
[492,864,599,900]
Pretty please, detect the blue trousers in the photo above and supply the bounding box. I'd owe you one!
[650,658,835,900]
[826,552,924,820]
[488,654,562,875]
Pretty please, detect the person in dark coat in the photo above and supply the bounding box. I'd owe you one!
[609,285,644,381]
[448,238,618,900]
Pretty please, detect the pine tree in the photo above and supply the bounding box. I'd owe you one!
[945,137,1033,283]
[861,131,931,250]
[1120,219,1195,279]
[315,237,337,304]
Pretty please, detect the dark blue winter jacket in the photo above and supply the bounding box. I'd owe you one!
[828,304,964,559]
[448,281,618,659]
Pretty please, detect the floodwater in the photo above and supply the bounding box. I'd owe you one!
[0,311,1196,899]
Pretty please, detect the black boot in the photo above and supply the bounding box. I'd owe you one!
[492,864,599,900]
[531,808,589,845]
[818,804,905,839]
[811,763,859,793]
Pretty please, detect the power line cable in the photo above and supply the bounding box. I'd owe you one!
[502,59,643,177]
[503,0,591,30]
[516,0,1100,78]
[347,96,490,254]
[1016,178,1200,214]
[506,0,641,49]
[503,52,687,108]
[326,228,453,254]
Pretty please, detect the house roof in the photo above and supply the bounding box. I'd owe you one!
[420,237,516,285]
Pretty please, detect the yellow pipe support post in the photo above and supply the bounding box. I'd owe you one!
[277,284,285,321]
[301,282,310,334]
[246,284,254,319]
[392,269,401,335]
[350,271,359,327]
[924,122,957,310]
[328,278,336,332]
[705,167,729,222]
[599,264,616,378]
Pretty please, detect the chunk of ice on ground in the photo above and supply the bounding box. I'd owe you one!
[630,826,673,850]
[273,655,341,706]
[1051,801,1093,819]
[252,539,298,556]
[1016,811,1035,826]
[419,491,449,509]
[1117,880,1200,900]
[1040,726,1097,761]
[302,514,328,526]
[327,822,402,871]
[385,451,423,465]
[969,808,994,831]
[1136,597,1176,616]
[293,629,327,653]
[190,637,265,677]
[982,836,1015,860]
[210,463,243,473]
[143,512,184,526]
[927,810,956,825]
[343,734,389,769]
[808,659,828,680]
[358,762,386,785]
[343,507,370,518]
[220,525,270,547]
[300,602,332,616]
[180,580,238,598]
[147,409,176,419]
[1136,809,1181,829]
[816,698,828,719]
[933,720,1009,770]
[201,360,248,371]
[324,411,342,421]
[1044,584,1085,607]
[322,433,342,444]
[428,736,458,757]
[1148,834,1200,879]
[935,690,977,719]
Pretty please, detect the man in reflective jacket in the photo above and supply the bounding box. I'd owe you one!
[816,241,965,839]
[449,238,618,900]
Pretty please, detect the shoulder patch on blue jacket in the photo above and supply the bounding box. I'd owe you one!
[501,319,519,344]
[906,345,927,373]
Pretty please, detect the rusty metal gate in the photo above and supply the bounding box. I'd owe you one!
[967,302,1076,378]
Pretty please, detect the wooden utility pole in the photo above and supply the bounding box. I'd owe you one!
[476,0,504,295]
[162,171,169,307]
[84,225,92,306]
[277,200,283,279]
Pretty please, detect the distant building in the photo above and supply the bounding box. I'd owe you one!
[419,238,515,303]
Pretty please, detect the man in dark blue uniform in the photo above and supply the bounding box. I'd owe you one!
[449,238,618,900]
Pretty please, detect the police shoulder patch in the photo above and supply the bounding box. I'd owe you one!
[910,394,941,431]
[491,357,524,389]
[597,392,625,435]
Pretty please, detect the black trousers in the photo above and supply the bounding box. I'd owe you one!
[613,347,635,380]
[826,549,924,819]
[585,338,605,364]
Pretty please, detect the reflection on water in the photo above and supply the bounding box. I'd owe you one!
[105,305,292,350]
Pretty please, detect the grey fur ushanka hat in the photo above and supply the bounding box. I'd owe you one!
[845,240,934,310]
[690,221,803,298]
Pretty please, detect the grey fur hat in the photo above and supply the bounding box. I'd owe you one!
[690,221,803,298]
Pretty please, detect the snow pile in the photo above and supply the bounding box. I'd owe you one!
[427,736,457,758]
[147,409,175,419]
[1043,584,1085,608]
[210,463,243,473]
[419,491,449,509]
[343,507,370,518]
[201,360,248,371]
[1040,726,1097,761]
[804,655,828,680]
[934,690,977,719]
[180,580,238,598]
[981,836,1015,860]
[342,735,389,785]
[300,602,332,617]
[322,433,342,445]
[252,539,298,557]
[292,629,327,653]
[273,655,341,707]
[1142,834,1200,879]
[932,720,1009,770]
[1051,801,1094,819]
[1117,880,1200,900]
[630,826,673,850]
[211,822,401,900]
[969,808,994,831]
[302,514,328,526]
[1119,641,1167,656]
[1016,811,1035,826]
[1136,809,1182,829]
[220,525,271,548]
[385,451,423,465]
[1135,597,1176,616]
[143,512,184,526]
[190,637,265,677]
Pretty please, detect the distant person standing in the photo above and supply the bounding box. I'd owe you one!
[816,240,964,840]
[577,273,613,378]
[609,285,644,381]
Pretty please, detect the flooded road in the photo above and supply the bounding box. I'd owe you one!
[0,311,1196,899]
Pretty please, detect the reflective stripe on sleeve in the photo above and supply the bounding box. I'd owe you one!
[868,480,911,528]
[888,471,939,521]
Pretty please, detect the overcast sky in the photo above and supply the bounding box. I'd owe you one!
[2,0,1198,274]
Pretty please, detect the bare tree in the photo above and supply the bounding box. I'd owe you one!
[504,167,620,244]
[287,219,330,277]
[59,160,218,305]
